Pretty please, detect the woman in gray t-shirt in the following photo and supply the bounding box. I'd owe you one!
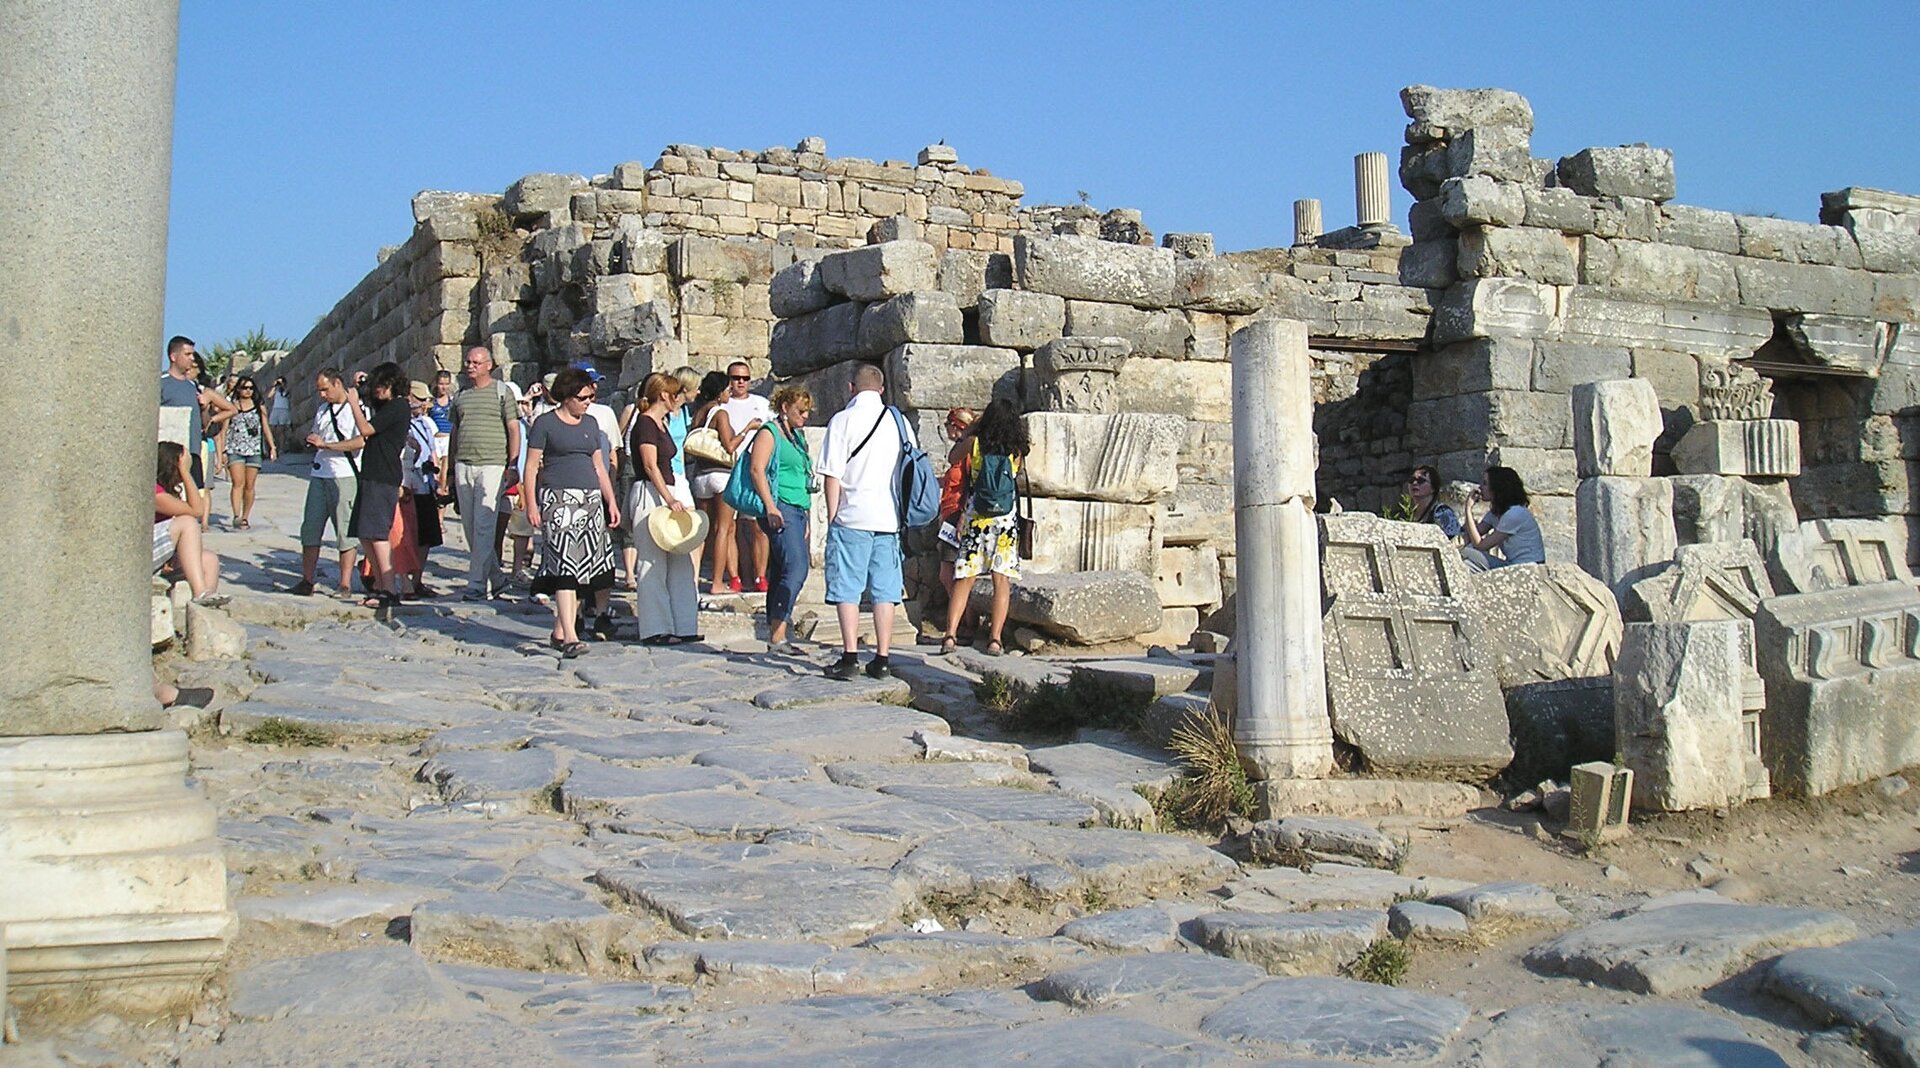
[524,368,621,658]
[1461,465,1545,571]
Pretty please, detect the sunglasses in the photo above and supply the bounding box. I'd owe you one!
[1407,476,1430,485]
[572,391,597,402]
[728,374,752,382]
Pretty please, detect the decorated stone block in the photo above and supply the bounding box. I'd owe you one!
[1756,580,1920,796]
[1034,336,1130,414]
[1465,562,1623,687]
[1317,514,1513,778]
[1615,620,1761,811]
[1571,379,1661,478]
[1565,761,1633,843]
[1697,357,1775,420]
[1021,412,1185,504]
[1771,518,1912,594]
[1622,540,1775,623]
[1670,420,1801,477]
[1025,497,1160,575]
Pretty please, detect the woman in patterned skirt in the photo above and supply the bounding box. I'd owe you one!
[936,398,1028,657]
[524,367,621,658]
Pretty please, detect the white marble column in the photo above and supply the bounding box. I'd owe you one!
[1354,152,1391,230]
[1231,320,1334,780]
[0,0,232,1021]
[1293,199,1323,246]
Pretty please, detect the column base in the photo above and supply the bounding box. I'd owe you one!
[1238,738,1335,782]
[1,731,233,1022]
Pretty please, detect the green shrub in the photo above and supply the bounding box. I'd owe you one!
[1346,938,1411,986]
[241,717,331,747]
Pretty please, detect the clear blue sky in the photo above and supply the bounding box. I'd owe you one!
[166,1,1919,351]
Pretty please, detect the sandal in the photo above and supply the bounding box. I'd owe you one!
[935,635,957,656]
[561,641,589,659]
[984,640,1004,656]
[362,592,398,609]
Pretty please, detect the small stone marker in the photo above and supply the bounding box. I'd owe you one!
[1564,761,1632,843]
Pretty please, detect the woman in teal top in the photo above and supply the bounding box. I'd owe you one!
[749,386,815,654]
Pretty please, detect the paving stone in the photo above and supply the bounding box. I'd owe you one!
[1765,926,1920,1067]
[857,931,1092,971]
[824,758,1042,790]
[1389,900,1473,943]
[410,890,636,973]
[418,746,563,806]
[417,721,537,755]
[558,760,741,817]
[630,788,803,838]
[221,699,435,742]
[206,1015,562,1065]
[1248,816,1405,869]
[1431,881,1572,926]
[237,884,439,933]
[1468,1001,1788,1067]
[839,1016,1238,1067]
[521,979,696,1013]
[1057,904,1182,952]
[595,862,909,940]
[917,731,1030,768]
[1198,976,1470,1062]
[529,729,721,763]
[753,675,914,709]
[691,746,815,780]
[1526,902,1859,994]
[1034,952,1268,1008]
[878,783,1097,825]
[1221,864,1470,913]
[1187,910,1388,975]
[227,946,463,1021]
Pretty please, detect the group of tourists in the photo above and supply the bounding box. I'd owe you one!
[1404,462,1546,570]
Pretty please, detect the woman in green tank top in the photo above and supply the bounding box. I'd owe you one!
[748,386,816,654]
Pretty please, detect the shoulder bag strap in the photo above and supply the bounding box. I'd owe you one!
[848,407,888,461]
[324,403,359,476]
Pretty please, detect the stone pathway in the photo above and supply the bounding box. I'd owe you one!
[37,464,1907,1064]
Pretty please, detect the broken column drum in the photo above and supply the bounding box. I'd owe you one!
[1230,319,1334,780]
[1354,152,1392,230]
[1293,199,1323,246]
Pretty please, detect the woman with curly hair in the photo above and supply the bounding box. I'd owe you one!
[935,398,1028,656]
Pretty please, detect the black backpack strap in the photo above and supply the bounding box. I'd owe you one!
[848,407,889,461]
[325,402,359,476]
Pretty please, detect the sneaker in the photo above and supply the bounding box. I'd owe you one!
[191,592,231,608]
[864,656,893,680]
[825,653,860,681]
[287,580,316,597]
[728,576,743,594]
[752,577,768,593]
[461,587,489,602]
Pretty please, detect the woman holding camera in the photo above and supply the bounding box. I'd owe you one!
[1460,465,1545,570]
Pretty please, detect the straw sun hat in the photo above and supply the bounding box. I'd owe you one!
[647,506,709,554]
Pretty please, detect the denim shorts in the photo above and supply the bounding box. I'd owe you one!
[824,525,903,605]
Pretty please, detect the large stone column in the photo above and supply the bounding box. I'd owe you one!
[0,0,232,1021]
[1231,320,1335,779]
[1354,152,1392,230]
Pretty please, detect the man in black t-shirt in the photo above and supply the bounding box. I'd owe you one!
[331,362,413,606]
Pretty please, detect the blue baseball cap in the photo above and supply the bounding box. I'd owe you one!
[569,359,604,383]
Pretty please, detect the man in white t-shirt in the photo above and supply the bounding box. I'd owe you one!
[717,360,775,589]
[291,367,364,596]
[815,363,913,681]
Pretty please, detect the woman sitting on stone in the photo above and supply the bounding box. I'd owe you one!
[1406,464,1460,538]
[936,399,1028,657]
[1460,464,1545,571]
[154,441,224,605]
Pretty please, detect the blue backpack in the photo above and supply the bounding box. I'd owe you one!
[849,405,939,529]
[722,426,776,519]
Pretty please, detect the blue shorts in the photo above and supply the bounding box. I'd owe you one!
[824,525,903,606]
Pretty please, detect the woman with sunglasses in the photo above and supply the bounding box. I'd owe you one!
[524,368,621,658]
[221,376,276,529]
[1405,465,1460,538]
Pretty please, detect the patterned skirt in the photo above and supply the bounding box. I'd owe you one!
[532,486,616,595]
[953,508,1022,581]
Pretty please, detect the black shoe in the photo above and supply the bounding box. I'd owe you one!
[167,687,215,710]
[825,654,860,681]
[864,656,894,679]
[590,613,616,641]
[288,580,315,597]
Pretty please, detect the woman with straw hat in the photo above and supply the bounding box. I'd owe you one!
[627,372,703,644]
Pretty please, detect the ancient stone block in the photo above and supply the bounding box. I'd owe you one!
[1532,342,1631,394]
[817,240,938,303]
[858,291,964,352]
[1035,336,1129,415]
[1559,291,1773,359]
[1622,540,1775,624]
[1317,514,1514,778]
[184,602,244,661]
[668,234,772,284]
[883,343,1023,413]
[1116,356,1233,423]
[1523,187,1597,234]
[1614,620,1762,811]
[1445,127,1535,183]
[620,338,687,390]
[769,257,832,318]
[998,570,1164,644]
[1026,498,1160,575]
[1013,234,1176,309]
[1430,277,1557,344]
[1670,419,1801,478]
[1457,226,1576,284]
[1556,147,1676,203]
[1464,562,1623,687]
[1734,258,1874,317]
[768,302,863,377]
[1669,474,1743,546]
[1162,481,1235,548]
[1021,412,1184,504]
[1063,300,1193,360]
[1565,761,1634,842]
[1576,476,1677,596]
[1398,240,1459,289]
[1781,313,1891,375]
[978,289,1065,351]
[1439,176,1525,228]
[587,297,672,354]
[1571,378,1662,478]
[1155,546,1222,608]
[1755,580,1920,796]
[1400,84,1534,138]
[934,249,1011,306]
[1697,357,1775,420]
[1657,204,1742,254]
[503,172,584,218]
[1171,257,1264,313]
[1771,518,1912,595]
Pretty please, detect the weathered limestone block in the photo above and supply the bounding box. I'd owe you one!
[151,592,174,648]
[883,343,1023,412]
[1445,127,1535,183]
[1734,258,1875,317]
[1615,621,1760,811]
[1670,474,1744,546]
[1163,482,1235,548]
[1464,562,1623,687]
[1171,258,1264,314]
[1571,378,1662,478]
[1156,546,1222,608]
[978,289,1065,351]
[1400,85,1535,140]
[1781,313,1890,375]
[1556,147,1676,202]
[503,173,585,218]
[1771,518,1913,594]
[769,257,832,318]
[1014,234,1175,309]
[1558,291,1773,359]
[1430,277,1556,344]
[681,313,767,360]
[1657,204,1743,254]
[1523,186,1597,233]
[936,249,1012,307]
[1581,240,1738,304]
[619,338,687,390]
[1440,176,1526,228]
[1117,357,1233,422]
[183,602,245,661]
[1021,412,1184,504]
[1457,227,1576,284]
[1318,514,1513,778]
[1622,540,1775,623]
[1035,336,1129,415]
[1026,498,1160,575]
[858,291,964,352]
[1671,420,1801,478]
[1756,581,1920,796]
[1576,476,1677,595]
[818,240,939,302]
[587,297,673,354]
[768,302,863,377]
[1064,300,1193,360]
[668,234,772,284]
[996,571,1163,645]
[1398,240,1459,289]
